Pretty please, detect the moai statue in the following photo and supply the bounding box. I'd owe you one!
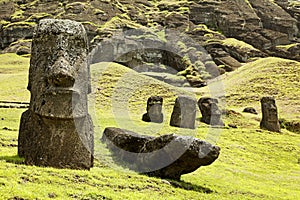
[170,96,197,129]
[198,97,224,127]
[260,97,281,132]
[142,96,163,123]
[18,19,94,169]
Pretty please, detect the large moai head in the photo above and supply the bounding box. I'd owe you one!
[18,19,94,169]
[260,97,280,132]
[28,19,90,119]
[142,96,163,123]
[198,97,224,126]
[170,95,197,129]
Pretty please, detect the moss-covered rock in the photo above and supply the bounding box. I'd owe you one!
[1,22,35,50]
[0,0,299,73]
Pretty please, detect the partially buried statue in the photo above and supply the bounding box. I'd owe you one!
[170,95,197,129]
[260,97,280,132]
[18,19,94,169]
[198,97,224,127]
[142,96,163,123]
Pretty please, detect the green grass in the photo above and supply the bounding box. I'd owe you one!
[203,57,300,120]
[0,54,300,199]
[0,54,30,102]
[276,43,298,51]
[221,38,260,52]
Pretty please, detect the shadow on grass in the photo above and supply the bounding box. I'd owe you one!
[167,179,215,194]
[0,155,25,164]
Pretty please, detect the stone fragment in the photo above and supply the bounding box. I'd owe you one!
[243,107,258,115]
[142,96,164,123]
[170,96,197,129]
[18,19,93,169]
[260,97,281,132]
[198,97,224,126]
[102,127,220,180]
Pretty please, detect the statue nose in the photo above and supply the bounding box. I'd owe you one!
[48,57,75,87]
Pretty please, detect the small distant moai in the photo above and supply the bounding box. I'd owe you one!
[142,96,163,123]
[170,95,197,129]
[260,97,281,132]
[18,19,94,169]
[198,97,224,126]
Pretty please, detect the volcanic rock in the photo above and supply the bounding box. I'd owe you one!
[18,19,94,169]
[102,127,220,180]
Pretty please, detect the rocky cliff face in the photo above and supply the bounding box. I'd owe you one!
[1,0,299,86]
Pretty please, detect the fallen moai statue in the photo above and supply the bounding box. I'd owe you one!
[18,19,94,169]
[102,127,220,180]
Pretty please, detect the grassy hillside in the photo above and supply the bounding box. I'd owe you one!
[0,53,29,102]
[202,57,300,120]
[0,54,300,199]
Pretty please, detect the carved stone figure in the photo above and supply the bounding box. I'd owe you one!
[18,19,94,169]
[198,97,224,126]
[102,127,220,180]
[260,97,281,132]
[142,96,163,123]
[170,96,197,129]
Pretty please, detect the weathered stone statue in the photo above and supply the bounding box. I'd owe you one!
[198,97,224,127]
[260,97,281,132]
[142,96,163,123]
[102,127,220,180]
[170,96,197,129]
[18,19,94,169]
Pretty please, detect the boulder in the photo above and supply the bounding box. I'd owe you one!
[280,118,300,133]
[18,19,94,169]
[0,22,35,50]
[214,56,242,72]
[170,96,197,129]
[142,96,164,123]
[0,1,14,22]
[243,107,258,115]
[260,97,281,132]
[102,127,220,180]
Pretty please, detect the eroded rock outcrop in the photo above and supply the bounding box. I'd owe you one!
[1,0,300,81]
[189,0,298,55]
[102,127,220,180]
[18,19,94,169]
[90,28,214,87]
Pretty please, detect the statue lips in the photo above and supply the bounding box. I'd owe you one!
[34,87,86,119]
[46,87,80,98]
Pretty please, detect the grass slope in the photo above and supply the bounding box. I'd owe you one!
[0,54,299,199]
[0,53,30,102]
[204,57,300,120]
